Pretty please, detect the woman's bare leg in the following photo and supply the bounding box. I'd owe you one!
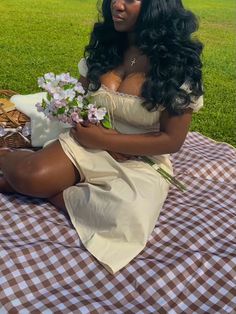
[0,148,32,193]
[0,175,67,214]
[49,192,67,214]
[0,141,80,198]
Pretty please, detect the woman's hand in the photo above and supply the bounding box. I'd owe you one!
[70,123,106,149]
[70,123,131,162]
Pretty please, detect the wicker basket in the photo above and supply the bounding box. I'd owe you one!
[0,90,32,148]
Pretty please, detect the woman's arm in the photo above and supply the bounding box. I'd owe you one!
[71,108,193,156]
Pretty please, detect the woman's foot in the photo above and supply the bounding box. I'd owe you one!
[0,176,15,193]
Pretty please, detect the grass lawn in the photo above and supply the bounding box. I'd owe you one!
[0,0,235,146]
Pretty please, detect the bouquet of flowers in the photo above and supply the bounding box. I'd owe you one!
[35,72,111,128]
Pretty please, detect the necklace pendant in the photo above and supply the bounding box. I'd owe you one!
[131,58,136,67]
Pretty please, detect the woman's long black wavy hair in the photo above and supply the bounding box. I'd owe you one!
[84,0,203,115]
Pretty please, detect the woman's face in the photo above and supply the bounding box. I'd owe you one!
[110,0,142,32]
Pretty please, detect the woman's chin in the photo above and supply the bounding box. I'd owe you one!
[113,22,131,33]
[114,25,126,32]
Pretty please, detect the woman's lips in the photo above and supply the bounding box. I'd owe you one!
[112,15,125,22]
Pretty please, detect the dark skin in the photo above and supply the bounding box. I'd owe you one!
[0,0,193,212]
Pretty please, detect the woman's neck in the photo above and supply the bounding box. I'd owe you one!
[127,32,136,47]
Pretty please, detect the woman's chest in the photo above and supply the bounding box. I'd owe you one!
[100,59,149,97]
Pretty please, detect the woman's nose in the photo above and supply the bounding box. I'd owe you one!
[112,0,125,11]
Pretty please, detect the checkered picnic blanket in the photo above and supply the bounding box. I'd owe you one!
[0,132,236,313]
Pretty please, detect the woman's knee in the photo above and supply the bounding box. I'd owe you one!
[4,142,80,198]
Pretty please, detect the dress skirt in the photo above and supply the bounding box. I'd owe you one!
[59,131,172,274]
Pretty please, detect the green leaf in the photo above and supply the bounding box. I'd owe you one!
[80,110,88,119]
[83,97,89,106]
[46,93,50,101]
[63,84,74,90]
[57,107,66,114]
[41,99,47,109]
[69,99,78,108]
[101,114,112,129]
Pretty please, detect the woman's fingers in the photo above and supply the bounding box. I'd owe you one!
[108,151,131,162]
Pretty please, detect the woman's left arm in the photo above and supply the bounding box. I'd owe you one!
[71,108,193,156]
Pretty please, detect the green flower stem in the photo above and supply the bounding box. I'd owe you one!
[141,156,186,192]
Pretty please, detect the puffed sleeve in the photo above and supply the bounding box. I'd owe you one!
[180,82,204,113]
[78,58,88,77]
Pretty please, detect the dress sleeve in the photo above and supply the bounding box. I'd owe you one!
[180,82,204,113]
[78,58,88,77]
[188,94,203,112]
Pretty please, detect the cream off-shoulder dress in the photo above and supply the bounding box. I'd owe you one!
[59,58,203,274]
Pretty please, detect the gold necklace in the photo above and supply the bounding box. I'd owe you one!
[130,57,136,67]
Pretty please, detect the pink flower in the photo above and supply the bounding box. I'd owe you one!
[35,102,44,112]
[71,112,81,123]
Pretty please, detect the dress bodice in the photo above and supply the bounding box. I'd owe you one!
[91,85,163,135]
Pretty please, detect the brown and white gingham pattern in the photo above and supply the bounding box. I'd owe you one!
[0,132,236,313]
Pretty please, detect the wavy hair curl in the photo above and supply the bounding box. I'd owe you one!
[84,0,203,115]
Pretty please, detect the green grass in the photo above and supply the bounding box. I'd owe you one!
[184,0,236,146]
[0,0,235,146]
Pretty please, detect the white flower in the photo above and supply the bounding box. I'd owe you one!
[58,114,70,123]
[56,73,78,86]
[95,107,107,120]
[37,77,46,88]
[44,82,60,94]
[53,90,66,101]
[76,95,84,108]
[74,83,85,94]
[56,73,70,83]
[87,104,96,111]
[64,89,76,101]
[53,100,66,108]
[69,76,78,85]
[87,105,106,121]
[44,72,56,82]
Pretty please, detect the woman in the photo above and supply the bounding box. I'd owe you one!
[0,0,203,273]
